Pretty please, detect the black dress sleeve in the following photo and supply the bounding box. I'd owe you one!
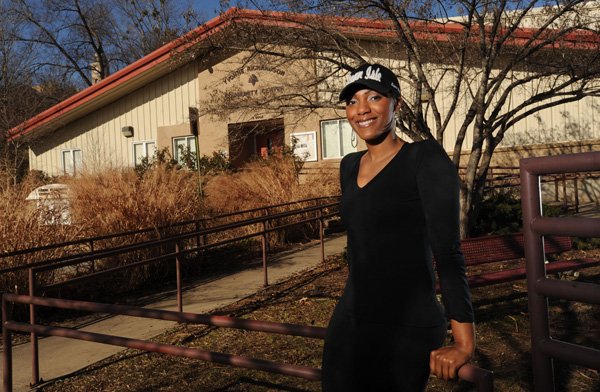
[415,140,474,323]
[339,152,359,195]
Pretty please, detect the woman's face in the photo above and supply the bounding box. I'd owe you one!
[345,89,398,144]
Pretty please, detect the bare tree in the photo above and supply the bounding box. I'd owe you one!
[110,0,200,65]
[0,5,42,188]
[203,1,600,236]
[7,0,199,87]
[8,0,115,86]
[0,1,77,188]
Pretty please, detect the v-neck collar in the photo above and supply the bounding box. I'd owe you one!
[354,142,409,190]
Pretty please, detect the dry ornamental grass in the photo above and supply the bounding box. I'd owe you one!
[0,156,338,303]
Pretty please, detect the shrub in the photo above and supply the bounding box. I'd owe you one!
[472,191,523,236]
[0,151,339,302]
[203,154,338,247]
[66,164,202,235]
[472,190,563,236]
[572,237,600,250]
[0,174,83,307]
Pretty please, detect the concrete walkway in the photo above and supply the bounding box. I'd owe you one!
[1,234,347,391]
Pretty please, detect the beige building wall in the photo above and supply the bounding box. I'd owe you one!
[27,41,600,178]
[195,49,599,174]
[315,51,600,151]
[196,50,348,163]
[29,61,200,176]
[390,63,600,151]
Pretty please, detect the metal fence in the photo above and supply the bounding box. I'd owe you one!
[460,166,600,213]
[1,294,494,392]
[520,151,600,392]
[6,197,339,387]
[0,196,339,271]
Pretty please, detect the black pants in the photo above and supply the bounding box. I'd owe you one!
[322,307,447,392]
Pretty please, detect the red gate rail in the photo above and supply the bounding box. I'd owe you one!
[520,151,600,392]
[1,294,493,391]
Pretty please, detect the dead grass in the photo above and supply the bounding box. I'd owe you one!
[202,156,338,248]
[65,164,203,237]
[0,174,83,296]
[204,156,338,214]
[0,157,338,301]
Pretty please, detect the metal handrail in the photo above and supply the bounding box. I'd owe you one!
[18,199,339,385]
[1,193,496,390]
[1,294,493,391]
[28,201,339,275]
[0,196,339,261]
[0,196,340,274]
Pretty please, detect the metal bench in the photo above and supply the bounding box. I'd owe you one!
[436,233,599,291]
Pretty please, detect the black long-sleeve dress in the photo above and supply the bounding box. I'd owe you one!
[321,139,474,392]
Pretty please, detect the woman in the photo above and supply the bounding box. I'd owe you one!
[321,63,475,391]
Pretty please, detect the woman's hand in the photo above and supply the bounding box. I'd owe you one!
[429,320,475,380]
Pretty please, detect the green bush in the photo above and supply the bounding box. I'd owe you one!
[572,237,600,250]
[472,190,563,236]
[197,150,234,175]
[472,191,523,236]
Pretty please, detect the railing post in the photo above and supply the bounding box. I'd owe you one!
[195,221,202,250]
[521,164,555,392]
[28,268,40,387]
[2,295,13,392]
[89,240,95,273]
[561,173,567,210]
[262,217,269,287]
[175,242,183,313]
[573,177,579,213]
[319,206,325,263]
[263,208,271,254]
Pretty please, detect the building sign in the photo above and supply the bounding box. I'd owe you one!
[222,62,287,100]
[291,131,317,162]
[224,65,286,84]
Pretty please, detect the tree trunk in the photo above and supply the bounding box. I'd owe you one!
[459,185,471,239]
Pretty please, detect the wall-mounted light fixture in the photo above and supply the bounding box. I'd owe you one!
[121,126,134,138]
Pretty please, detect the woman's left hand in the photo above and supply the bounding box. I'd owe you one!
[429,344,473,380]
[429,320,475,380]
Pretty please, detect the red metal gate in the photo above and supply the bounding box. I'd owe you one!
[520,151,600,391]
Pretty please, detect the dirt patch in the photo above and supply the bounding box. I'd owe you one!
[37,250,599,392]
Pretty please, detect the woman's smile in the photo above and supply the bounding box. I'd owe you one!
[345,89,397,143]
[356,118,376,127]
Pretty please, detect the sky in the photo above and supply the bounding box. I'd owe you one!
[186,0,262,22]
[194,0,228,20]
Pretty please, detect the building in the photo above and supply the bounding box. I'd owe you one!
[9,8,600,181]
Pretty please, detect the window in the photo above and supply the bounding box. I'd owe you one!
[172,136,197,164]
[321,119,357,159]
[62,149,82,176]
[133,140,157,166]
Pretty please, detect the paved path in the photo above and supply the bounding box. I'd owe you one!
[1,235,347,391]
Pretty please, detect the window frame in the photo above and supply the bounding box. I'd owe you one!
[320,118,357,160]
[172,136,197,164]
[61,148,82,176]
[132,140,157,166]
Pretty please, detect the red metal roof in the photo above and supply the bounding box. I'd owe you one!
[10,7,600,140]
